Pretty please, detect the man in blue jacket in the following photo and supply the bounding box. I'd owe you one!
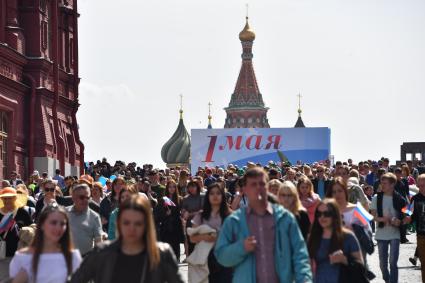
[215,167,312,283]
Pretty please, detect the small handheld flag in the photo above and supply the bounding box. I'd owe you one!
[163,196,176,207]
[402,204,413,216]
[353,202,374,226]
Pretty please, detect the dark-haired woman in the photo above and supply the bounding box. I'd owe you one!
[182,181,204,255]
[307,199,363,283]
[99,177,126,231]
[108,188,134,240]
[71,195,184,283]
[9,204,81,283]
[158,180,184,261]
[190,183,232,282]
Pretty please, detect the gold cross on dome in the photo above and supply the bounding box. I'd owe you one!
[297,92,303,115]
[179,94,184,119]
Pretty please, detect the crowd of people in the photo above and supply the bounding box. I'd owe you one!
[0,157,424,283]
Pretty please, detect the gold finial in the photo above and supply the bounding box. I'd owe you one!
[297,93,302,116]
[179,94,183,119]
[246,3,249,19]
[239,4,255,42]
[208,102,212,122]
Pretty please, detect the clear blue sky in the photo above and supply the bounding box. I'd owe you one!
[77,0,425,166]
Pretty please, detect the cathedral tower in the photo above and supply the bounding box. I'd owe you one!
[224,17,269,128]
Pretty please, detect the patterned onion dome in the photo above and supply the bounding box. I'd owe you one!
[161,110,191,165]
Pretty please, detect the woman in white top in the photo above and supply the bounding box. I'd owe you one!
[328,177,368,229]
[9,203,81,283]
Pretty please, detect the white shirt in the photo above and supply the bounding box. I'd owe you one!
[9,250,82,283]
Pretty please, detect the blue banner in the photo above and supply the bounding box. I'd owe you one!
[191,127,331,171]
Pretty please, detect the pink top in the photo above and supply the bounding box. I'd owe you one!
[407,176,416,186]
[301,193,321,223]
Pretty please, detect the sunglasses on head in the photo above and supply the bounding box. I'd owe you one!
[315,210,333,218]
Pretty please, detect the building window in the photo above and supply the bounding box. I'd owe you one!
[42,21,48,50]
[70,38,74,66]
[0,112,8,179]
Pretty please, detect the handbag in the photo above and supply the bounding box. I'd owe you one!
[0,229,9,260]
[338,255,369,283]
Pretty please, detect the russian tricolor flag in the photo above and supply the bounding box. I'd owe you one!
[163,196,176,207]
[0,212,15,234]
[402,204,413,216]
[353,202,374,226]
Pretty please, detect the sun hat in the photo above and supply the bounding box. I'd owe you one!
[0,187,28,209]
[78,174,94,187]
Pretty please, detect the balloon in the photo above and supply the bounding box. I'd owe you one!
[98,176,107,186]
[109,175,117,182]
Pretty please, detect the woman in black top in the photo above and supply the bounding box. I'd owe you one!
[71,194,184,283]
[181,181,204,255]
[278,180,311,239]
[158,180,184,261]
[99,176,126,231]
[0,187,32,257]
[189,183,233,283]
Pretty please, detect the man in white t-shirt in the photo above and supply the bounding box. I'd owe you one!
[371,173,406,283]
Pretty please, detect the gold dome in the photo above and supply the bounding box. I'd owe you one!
[239,17,255,42]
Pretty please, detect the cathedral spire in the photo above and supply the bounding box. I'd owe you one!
[294,93,306,128]
[224,14,269,128]
[297,93,302,117]
[207,102,213,129]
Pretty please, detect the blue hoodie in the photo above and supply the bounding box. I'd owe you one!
[214,203,312,283]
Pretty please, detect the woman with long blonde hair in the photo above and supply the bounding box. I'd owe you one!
[278,181,311,239]
[71,194,183,283]
[297,176,321,223]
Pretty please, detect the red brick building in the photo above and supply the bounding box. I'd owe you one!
[224,17,270,128]
[0,0,83,180]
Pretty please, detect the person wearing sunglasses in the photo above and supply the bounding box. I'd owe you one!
[66,183,103,256]
[307,199,363,283]
[9,204,81,283]
[34,179,65,221]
